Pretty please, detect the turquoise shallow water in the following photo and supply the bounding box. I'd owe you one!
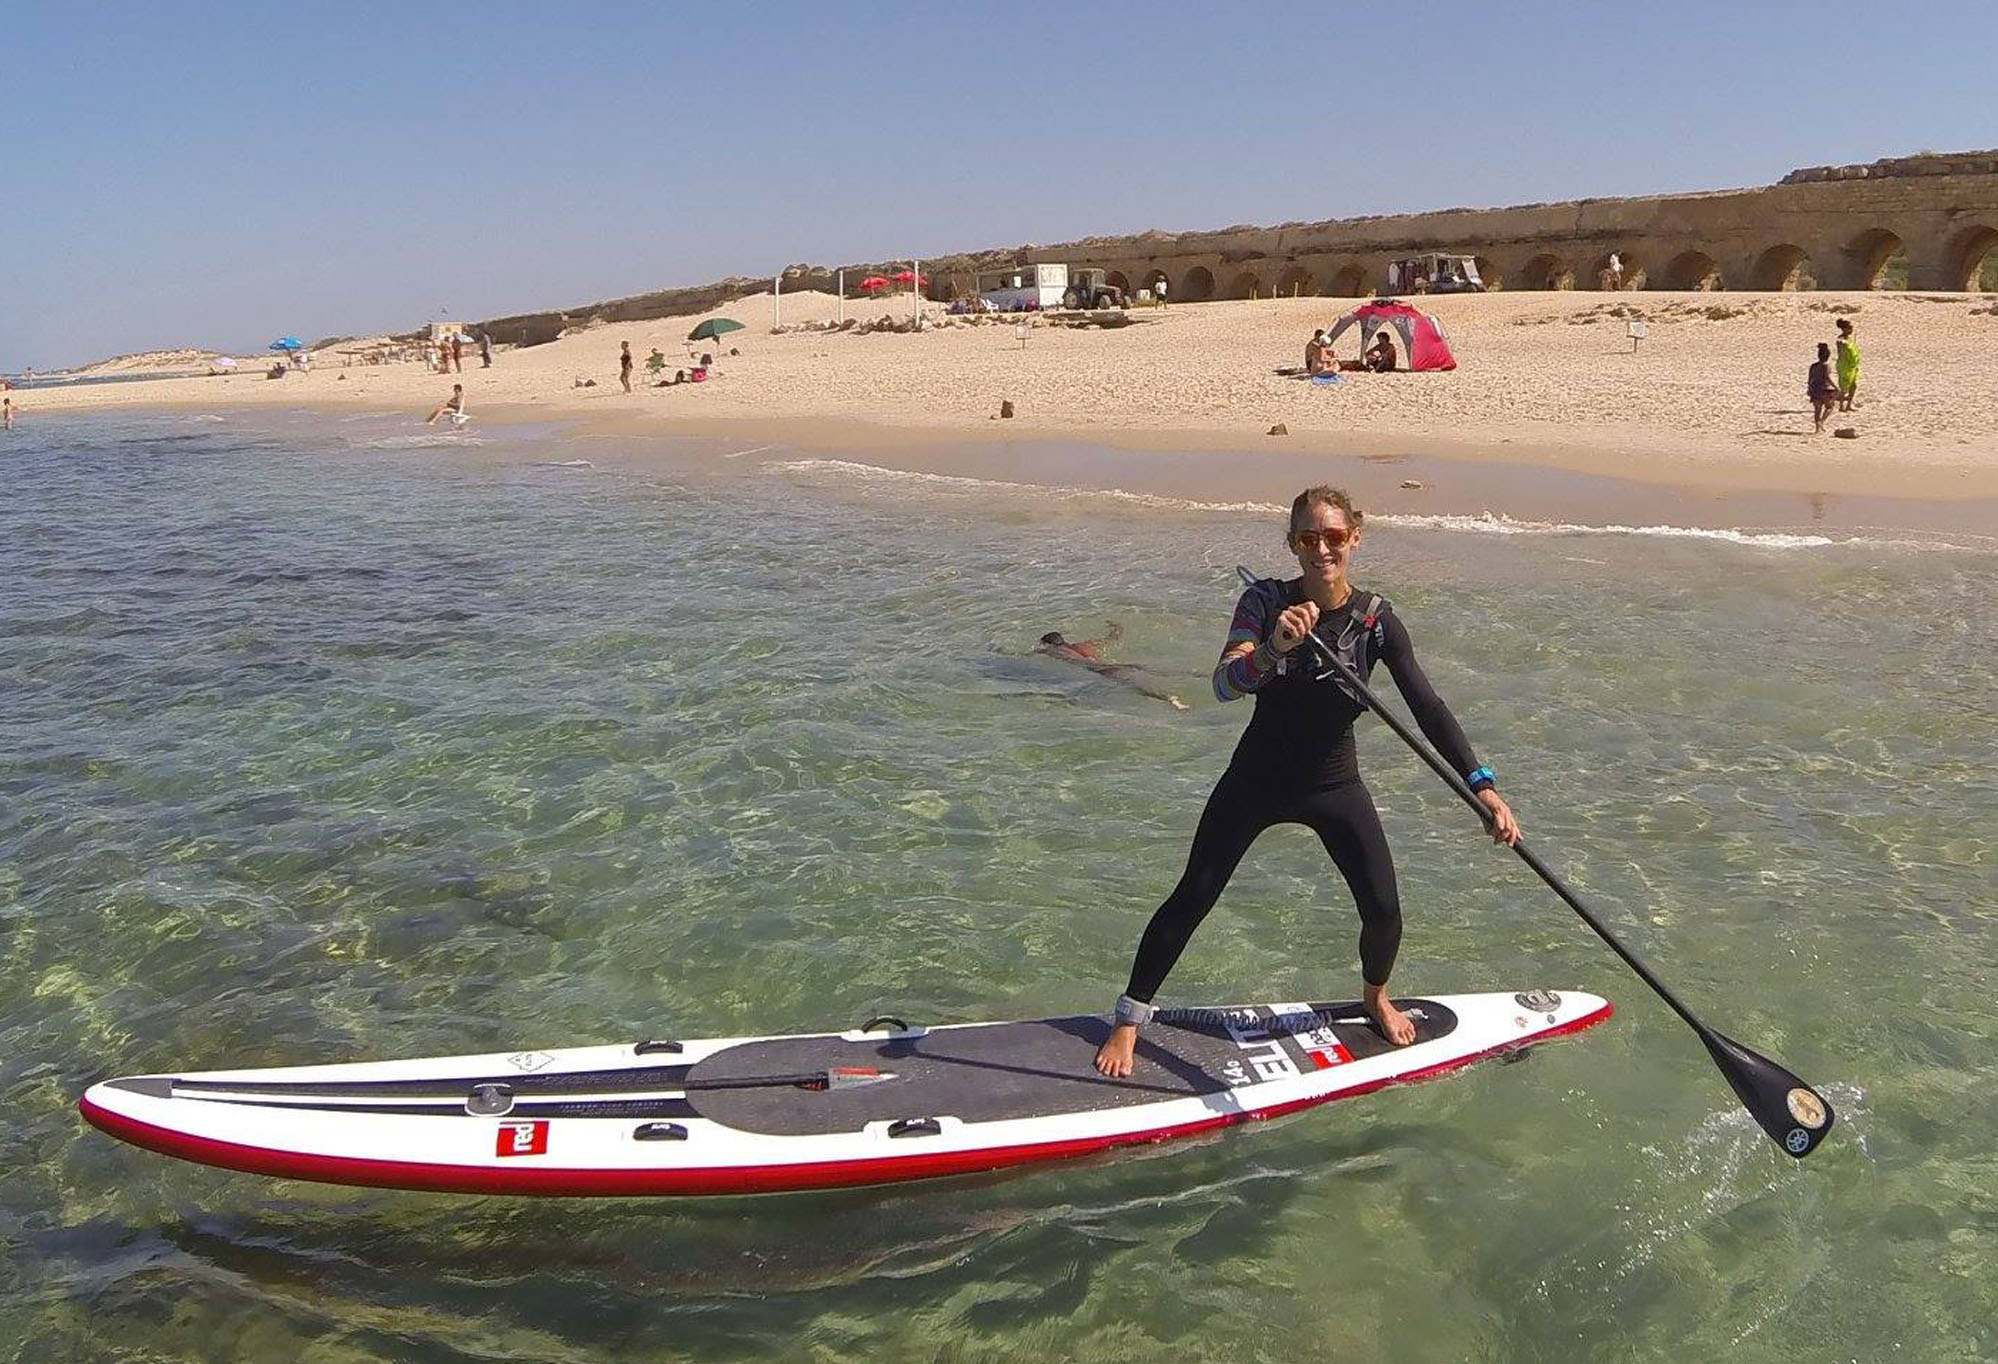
[3,409,1995,1362]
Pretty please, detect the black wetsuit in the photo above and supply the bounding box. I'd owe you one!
[1122,580,1486,1001]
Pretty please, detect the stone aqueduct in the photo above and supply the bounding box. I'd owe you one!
[936,150,1998,301]
[475,152,1998,346]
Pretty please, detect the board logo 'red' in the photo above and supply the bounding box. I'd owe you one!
[496,1120,550,1157]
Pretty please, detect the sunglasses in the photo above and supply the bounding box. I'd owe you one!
[1292,527,1352,551]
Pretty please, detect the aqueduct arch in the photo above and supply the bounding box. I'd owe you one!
[1946,224,1998,290]
[1223,270,1264,300]
[1473,256,1502,289]
[1588,250,1644,289]
[1750,244,1816,290]
[1521,254,1569,289]
[1661,250,1724,290]
[1326,263,1367,296]
[1275,264,1316,297]
[1846,228,1906,289]
[1178,266,1216,301]
[1105,270,1132,294]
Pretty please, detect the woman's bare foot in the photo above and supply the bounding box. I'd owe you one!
[1363,984,1417,1047]
[1094,1022,1139,1077]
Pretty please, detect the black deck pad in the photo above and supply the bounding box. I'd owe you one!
[687,1000,1457,1136]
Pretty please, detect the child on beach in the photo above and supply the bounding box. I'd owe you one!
[1807,343,1838,434]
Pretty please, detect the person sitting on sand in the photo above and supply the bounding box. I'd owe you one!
[1364,332,1397,372]
[1807,343,1838,435]
[1036,625,1187,711]
[1305,329,1334,375]
[425,383,467,426]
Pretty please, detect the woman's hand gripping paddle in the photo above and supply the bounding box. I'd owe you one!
[1233,566,1833,1158]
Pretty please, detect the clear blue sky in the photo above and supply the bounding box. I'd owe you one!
[3,0,1990,368]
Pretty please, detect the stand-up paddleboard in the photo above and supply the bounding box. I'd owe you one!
[81,990,1609,1196]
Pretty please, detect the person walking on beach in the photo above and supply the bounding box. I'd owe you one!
[619,341,634,393]
[1036,625,1188,711]
[450,334,463,374]
[1835,317,1860,412]
[479,332,493,369]
[1808,343,1839,434]
[1092,485,1519,1077]
[425,383,466,426]
[2,397,13,431]
[1155,277,1169,308]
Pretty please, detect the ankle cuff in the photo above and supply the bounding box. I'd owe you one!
[1114,994,1157,1027]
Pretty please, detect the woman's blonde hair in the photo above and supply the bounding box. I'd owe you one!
[1288,485,1363,540]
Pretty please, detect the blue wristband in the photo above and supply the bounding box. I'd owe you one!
[1466,765,1496,791]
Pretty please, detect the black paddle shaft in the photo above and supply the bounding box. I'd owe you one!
[1233,565,1834,1159]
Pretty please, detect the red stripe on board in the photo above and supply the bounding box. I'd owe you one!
[79,1003,1612,1197]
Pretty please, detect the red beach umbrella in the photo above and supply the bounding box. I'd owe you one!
[859,276,889,293]
[891,269,929,285]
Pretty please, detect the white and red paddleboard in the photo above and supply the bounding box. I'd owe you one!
[81,990,1610,1196]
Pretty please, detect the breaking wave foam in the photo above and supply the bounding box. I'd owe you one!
[363,433,485,450]
[771,458,1992,552]
[769,458,1280,515]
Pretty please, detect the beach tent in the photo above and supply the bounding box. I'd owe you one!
[1325,301,1457,371]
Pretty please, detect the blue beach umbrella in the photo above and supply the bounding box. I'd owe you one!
[268,337,304,352]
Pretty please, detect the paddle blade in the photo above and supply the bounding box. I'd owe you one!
[1701,1030,1834,1159]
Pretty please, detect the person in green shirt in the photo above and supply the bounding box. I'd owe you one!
[1835,317,1861,412]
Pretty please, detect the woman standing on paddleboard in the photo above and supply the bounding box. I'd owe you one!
[1094,485,1521,1077]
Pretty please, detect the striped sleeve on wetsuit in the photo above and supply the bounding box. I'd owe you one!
[1376,610,1485,779]
[1212,587,1277,702]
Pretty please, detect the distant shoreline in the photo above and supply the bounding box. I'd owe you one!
[14,289,1997,524]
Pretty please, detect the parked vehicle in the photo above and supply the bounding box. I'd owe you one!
[977,263,1070,311]
[1388,254,1485,294]
[1062,269,1126,311]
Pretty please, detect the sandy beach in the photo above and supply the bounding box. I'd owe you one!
[15,289,1998,506]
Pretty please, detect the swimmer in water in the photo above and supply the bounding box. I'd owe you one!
[1036,624,1187,711]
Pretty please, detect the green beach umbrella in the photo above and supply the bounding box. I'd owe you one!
[688,318,744,343]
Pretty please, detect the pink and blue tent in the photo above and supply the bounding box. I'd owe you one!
[1325,301,1457,371]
